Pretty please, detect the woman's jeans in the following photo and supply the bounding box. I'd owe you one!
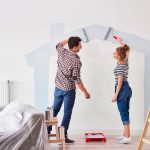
[115,81,132,125]
[47,87,76,136]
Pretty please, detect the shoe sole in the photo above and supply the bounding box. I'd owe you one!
[65,142,75,145]
[119,141,131,144]
[119,140,131,144]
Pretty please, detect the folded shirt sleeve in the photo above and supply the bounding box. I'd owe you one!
[56,43,65,54]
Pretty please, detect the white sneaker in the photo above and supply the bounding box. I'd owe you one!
[119,136,132,144]
[115,135,124,140]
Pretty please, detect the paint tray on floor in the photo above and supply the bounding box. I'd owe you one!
[85,133,106,142]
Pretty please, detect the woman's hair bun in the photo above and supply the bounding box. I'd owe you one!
[123,44,130,51]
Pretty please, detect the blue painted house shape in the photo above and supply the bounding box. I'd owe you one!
[26,23,150,116]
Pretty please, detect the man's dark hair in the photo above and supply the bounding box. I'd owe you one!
[68,36,82,49]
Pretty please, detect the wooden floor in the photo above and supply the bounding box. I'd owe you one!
[49,135,150,150]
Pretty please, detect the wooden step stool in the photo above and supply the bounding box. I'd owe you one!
[138,109,150,150]
[46,117,66,150]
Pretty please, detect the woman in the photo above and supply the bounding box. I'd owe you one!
[112,36,132,144]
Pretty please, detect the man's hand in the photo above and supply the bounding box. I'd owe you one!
[112,94,117,102]
[57,39,68,47]
[84,91,90,99]
[76,81,90,99]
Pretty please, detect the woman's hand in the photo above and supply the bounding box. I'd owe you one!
[113,36,124,47]
[112,94,118,102]
[116,36,122,42]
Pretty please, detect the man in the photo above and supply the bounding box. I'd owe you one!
[48,36,90,144]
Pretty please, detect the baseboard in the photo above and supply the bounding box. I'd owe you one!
[69,128,145,136]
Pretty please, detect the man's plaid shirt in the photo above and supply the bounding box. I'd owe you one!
[55,43,82,91]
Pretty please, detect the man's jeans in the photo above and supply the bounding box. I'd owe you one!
[47,87,76,136]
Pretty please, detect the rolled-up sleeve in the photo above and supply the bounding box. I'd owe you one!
[72,60,82,83]
[56,43,65,53]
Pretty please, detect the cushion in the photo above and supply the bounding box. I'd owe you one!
[0,101,24,132]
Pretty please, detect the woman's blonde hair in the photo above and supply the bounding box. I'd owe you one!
[116,45,130,61]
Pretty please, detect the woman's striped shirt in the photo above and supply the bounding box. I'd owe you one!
[114,59,129,83]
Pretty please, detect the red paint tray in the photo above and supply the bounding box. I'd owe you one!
[85,133,106,142]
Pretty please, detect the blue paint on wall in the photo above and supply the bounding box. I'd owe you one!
[26,23,150,117]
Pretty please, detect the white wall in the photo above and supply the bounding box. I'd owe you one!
[0,0,148,131]
[49,40,144,131]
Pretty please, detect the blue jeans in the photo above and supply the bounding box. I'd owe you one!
[115,81,132,125]
[47,87,76,136]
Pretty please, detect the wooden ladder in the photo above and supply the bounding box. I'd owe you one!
[46,117,66,150]
[138,109,150,150]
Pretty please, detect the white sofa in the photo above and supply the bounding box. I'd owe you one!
[0,102,49,150]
